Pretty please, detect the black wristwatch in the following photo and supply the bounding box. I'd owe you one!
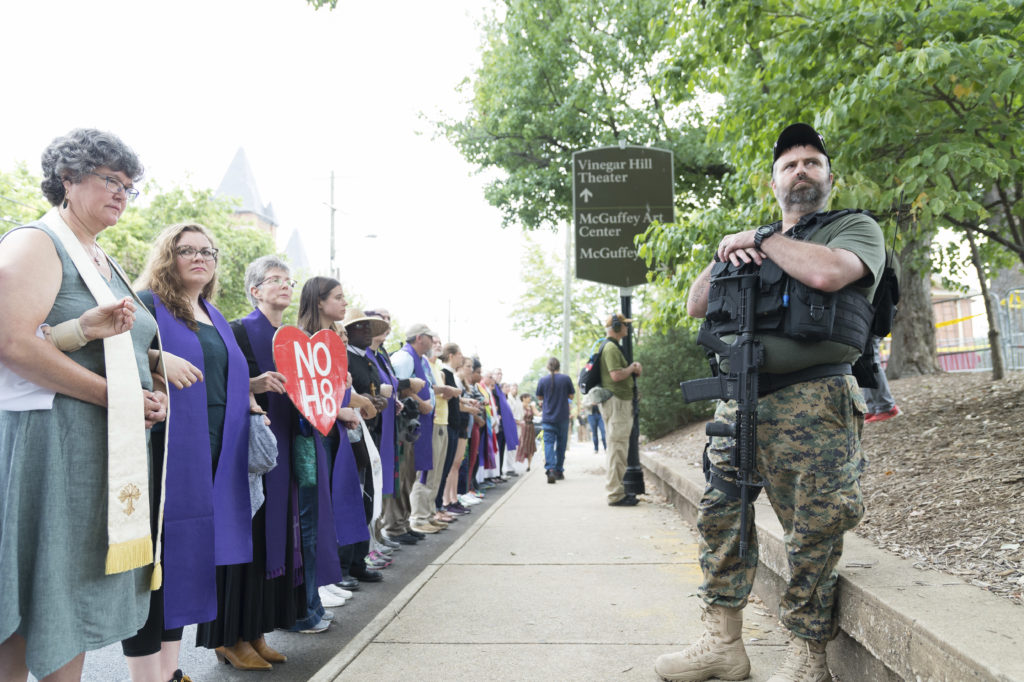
[754,223,779,249]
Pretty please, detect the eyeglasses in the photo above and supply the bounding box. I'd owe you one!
[86,171,139,202]
[257,276,298,288]
[175,245,219,261]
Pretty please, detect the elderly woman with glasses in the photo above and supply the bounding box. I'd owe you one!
[0,129,171,681]
[193,256,305,669]
[122,223,252,681]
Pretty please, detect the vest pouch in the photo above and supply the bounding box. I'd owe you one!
[784,280,836,340]
[755,259,787,321]
[705,261,735,327]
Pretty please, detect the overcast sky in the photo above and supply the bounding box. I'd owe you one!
[0,0,565,381]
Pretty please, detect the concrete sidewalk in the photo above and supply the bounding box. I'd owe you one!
[313,439,788,681]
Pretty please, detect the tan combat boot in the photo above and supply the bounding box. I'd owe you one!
[654,604,750,681]
[766,633,830,682]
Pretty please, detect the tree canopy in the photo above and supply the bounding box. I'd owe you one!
[438,0,729,232]
[0,169,278,322]
[641,0,1024,325]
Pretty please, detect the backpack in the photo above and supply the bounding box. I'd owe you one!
[853,248,901,388]
[871,249,900,338]
[578,338,610,395]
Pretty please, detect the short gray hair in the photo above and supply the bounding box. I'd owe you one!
[40,129,143,206]
[244,255,291,307]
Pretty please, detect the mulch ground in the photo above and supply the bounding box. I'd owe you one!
[641,371,1024,606]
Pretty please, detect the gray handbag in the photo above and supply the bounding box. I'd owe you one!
[248,413,279,518]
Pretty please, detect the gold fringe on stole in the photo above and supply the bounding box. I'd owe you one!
[150,560,163,590]
[105,536,153,575]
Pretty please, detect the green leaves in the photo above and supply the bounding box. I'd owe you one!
[438,0,728,231]
[1,166,279,323]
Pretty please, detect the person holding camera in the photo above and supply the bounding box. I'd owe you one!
[384,324,435,539]
[654,124,884,682]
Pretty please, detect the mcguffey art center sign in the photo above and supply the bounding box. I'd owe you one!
[572,145,674,288]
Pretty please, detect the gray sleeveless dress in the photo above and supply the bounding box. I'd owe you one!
[0,223,156,677]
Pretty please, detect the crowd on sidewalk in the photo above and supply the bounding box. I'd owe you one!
[0,128,540,682]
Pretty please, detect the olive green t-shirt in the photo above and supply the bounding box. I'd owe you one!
[753,212,885,373]
[599,339,632,400]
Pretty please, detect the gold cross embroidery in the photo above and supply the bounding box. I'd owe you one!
[118,483,141,516]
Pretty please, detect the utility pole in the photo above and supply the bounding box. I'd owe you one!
[328,170,337,280]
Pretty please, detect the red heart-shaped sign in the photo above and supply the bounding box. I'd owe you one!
[272,326,348,436]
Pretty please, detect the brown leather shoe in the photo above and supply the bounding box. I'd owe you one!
[215,641,272,670]
[250,636,286,663]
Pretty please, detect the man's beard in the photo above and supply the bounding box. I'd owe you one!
[782,176,830,212]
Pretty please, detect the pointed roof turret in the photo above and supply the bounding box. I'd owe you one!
[216,148,278,227]
[284,229,310,272]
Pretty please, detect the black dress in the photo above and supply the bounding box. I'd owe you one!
[194,320,305,648]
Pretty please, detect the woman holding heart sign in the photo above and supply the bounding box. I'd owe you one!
[285,277,366,635]
[124,223,252,679]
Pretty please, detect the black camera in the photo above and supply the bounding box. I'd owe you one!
[396,397,421,444]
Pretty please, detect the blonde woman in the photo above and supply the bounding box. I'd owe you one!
[124,224,252,677]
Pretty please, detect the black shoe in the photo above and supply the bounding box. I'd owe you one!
[351,569,383,582]
[407,529,426,539]
[554,471,565,480]
[546,471,556,484]
[336,576,360,590]
[395,532,420,545]
[609,494,638,507]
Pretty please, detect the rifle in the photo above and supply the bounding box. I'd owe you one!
[680,266,763,558]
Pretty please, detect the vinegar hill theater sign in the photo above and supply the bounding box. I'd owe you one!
[572,145,674,288]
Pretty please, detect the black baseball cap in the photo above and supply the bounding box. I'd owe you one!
[773,123,829,163]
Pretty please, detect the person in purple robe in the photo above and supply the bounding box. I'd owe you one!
[288,277,361,634]
[193,255,304,669]
[123,223,252,680]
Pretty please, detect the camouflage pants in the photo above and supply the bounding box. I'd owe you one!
[697,375,867,642]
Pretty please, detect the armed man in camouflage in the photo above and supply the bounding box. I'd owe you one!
[654,124,885,682]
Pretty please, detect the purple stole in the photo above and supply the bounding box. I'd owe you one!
[307,431,343,586]
[324,433,371,547]
[152,293,251,628]
[239,309,299,580]
[366,350,397,495]
[494,388,520,450]
[400,344,434,471]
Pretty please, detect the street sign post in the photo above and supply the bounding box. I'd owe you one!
[572,145,674,497]
[572,145,674,287]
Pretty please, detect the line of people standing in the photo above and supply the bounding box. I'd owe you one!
[0,128,523,682]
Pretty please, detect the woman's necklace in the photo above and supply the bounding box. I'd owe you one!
[61,206,105,268]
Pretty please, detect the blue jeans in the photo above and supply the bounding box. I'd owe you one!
[542,420,569,472]
[289,483,323,630]
[588,412,606,451]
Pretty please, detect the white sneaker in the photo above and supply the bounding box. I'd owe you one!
[318,587,346,608]
[459,494,480,506]
[325,583,353,600]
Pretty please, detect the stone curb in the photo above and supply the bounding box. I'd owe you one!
[309,474,526,681]
[641,449,1024,682]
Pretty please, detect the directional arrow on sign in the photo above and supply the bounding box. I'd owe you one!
[579,188,593,203]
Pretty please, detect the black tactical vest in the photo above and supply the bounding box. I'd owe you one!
[705,210,875,352]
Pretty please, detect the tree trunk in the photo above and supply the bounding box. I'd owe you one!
[888,234,940,379]
[965,228,1005,381]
